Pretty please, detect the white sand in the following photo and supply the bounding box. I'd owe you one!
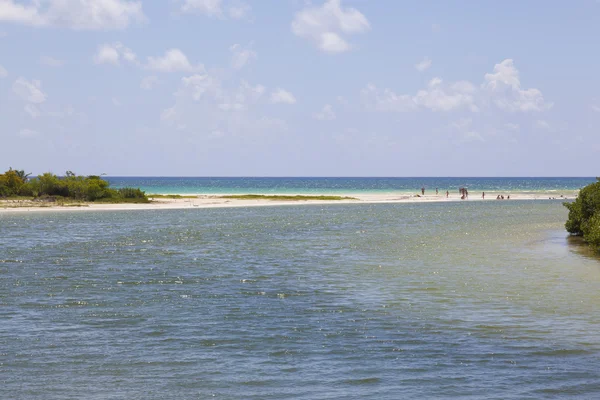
[0,192,575,213]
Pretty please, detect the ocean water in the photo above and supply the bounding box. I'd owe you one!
[105,177,596,196]
[1,201,600,399]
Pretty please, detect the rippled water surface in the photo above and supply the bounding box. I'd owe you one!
[1,201,600,399]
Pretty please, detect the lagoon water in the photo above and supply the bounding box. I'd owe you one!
[2,201,600,398]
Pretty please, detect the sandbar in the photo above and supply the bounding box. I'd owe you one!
[0,191,576,213]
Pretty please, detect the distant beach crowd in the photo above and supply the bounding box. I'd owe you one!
[421,187,512,200]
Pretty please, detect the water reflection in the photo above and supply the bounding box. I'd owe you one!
[566,235,600,261]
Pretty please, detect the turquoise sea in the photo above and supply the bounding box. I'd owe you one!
[106,177,596,196]
[2,178,600,398]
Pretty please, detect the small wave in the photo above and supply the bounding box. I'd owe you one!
[343,377,381,385]
[529,348,591,357]
[241,380,273,387]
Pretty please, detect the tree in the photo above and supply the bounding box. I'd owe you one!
[9,167,31,183]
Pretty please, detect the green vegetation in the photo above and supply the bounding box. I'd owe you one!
[564,178,600,253]
[0,168,148,203]
[220,194,357,201]
[148,194,198,199]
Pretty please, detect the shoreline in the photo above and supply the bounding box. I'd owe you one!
[0,191,575,213]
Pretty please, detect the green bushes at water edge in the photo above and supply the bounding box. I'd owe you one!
[564,178,600,252]
[0,168,148,202]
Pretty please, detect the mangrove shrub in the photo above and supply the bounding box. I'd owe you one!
[564,178,600,252]
[0,169,148,202]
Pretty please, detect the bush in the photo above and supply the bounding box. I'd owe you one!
[118,187,147,199]
[0,169,147,203]
[564,178,600,252]
[0,169,25,197]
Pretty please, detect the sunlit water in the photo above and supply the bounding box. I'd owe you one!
[1,201,600,399]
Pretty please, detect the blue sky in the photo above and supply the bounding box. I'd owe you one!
[0,0,599,176]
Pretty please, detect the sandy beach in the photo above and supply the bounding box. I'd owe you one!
[0,191,576,213]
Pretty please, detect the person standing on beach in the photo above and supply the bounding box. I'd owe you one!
[421,187,425,196]
[436,188,439,195]
[446,190,449,198]
[482,192,485,200]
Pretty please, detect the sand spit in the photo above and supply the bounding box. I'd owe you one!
[0,192,575,213]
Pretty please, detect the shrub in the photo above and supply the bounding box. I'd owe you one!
[0,169,25,197]
[1,169,147,203]
[564,178,600,252]
[117,187,146,199]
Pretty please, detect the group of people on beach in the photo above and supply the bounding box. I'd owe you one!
[420,187,511,200]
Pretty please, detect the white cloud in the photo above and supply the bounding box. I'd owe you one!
[484,59,521,89]
[180,0,251,20]
[463,131,484,142]
[534,119,551,130]
[160,106,177,122]
[178,73,219,101]
[22,103,77,119]
[13,78,47,103]
[363,78,476,113]
[121,46,136,62]
[94,45,202,73]
[93,42,136,65]
[24,104,41,118]
[0,64,7,77]
[414,77,477,112]
[291,0,370,53]
[228,2,250,20]
[94,44,119,65]
[363,59,549,114]
[270,88,296,104]
[181,0,223,16]
[505,123,520,132]
[40,55,65,67]
[0,0,145,30]
[336,95,347,104]
[314,104,336,120]
[140,75,159,90]
[361,83,416,112]
[451,80,476,94]
[415,57,432,72]
[428,77,442,87]
[161,72,283,139]
[146,49,203,73]
[451,118,483,142]
[19,128,39,138]
[218,81,265,111]
[168,74,264,112]
[230,43,257,70]
[483,59,552,112]
[451,118,472,131]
